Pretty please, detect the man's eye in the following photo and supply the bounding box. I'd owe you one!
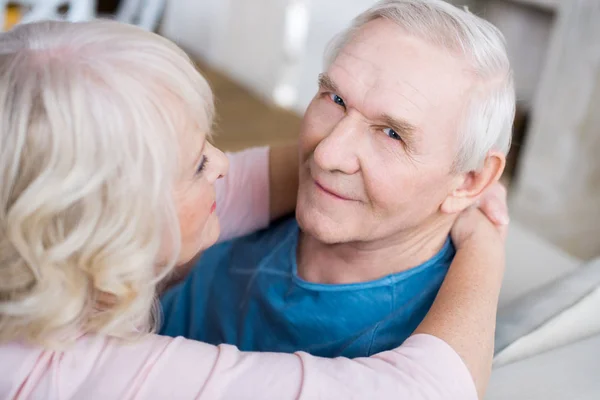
[329,93,346,108]
[383,127,402,141]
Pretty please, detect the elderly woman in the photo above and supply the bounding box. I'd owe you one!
[0,20,507,399]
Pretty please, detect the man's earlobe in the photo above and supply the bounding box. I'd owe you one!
[440,151,506,215]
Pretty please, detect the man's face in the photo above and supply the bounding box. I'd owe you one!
[296,18,475,245]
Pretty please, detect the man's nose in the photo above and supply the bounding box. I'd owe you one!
[313,113,361,174]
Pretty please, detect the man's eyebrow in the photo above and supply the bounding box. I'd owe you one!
[381,114,416,134]
[317,73,341,93]
[381,113,418,147]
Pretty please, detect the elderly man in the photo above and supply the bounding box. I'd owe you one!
[160,0,514,358]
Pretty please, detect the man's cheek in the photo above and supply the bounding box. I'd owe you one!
[299,125,322,156]
[364,166,405,203]
[301,109,338,149]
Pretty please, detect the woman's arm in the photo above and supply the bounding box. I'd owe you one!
[414,184,508,399]
[414,212,504,399]
[62,224,499,399]
[36,190,506,399]
[268,143,299,220]
[215,144,298,243]
[37,330,474,399]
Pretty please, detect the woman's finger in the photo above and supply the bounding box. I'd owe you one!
[478,183,509,225]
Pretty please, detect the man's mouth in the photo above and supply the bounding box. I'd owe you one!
[314,180,352,201]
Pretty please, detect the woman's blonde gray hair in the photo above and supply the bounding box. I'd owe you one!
[0,20,213,346]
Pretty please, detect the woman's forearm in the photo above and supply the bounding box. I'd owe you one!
[268,144,299,220]
[414,234,505,399]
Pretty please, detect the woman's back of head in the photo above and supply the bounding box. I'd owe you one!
[0,20,213,347]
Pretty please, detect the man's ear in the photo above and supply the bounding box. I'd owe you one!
[441,151,506,215]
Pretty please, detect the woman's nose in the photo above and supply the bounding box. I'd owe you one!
[210,143,229,182]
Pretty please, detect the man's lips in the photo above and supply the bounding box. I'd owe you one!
[210,201,217,213]
[314,180,352,201]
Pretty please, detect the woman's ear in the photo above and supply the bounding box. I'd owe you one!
[441,151,506,215]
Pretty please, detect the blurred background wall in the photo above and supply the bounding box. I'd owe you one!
[162,0,557,115]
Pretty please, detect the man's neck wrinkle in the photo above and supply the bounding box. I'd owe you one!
[297,224,452,285]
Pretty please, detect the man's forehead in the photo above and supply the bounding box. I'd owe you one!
[329,37,473,134]
[331,19,471,102]
[326,50,430,121]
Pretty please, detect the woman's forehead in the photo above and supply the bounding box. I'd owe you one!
[179,124,207,155]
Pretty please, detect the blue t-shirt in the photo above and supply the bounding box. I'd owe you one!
[160,217,454,358]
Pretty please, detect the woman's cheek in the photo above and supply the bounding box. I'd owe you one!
[177,185,212,240]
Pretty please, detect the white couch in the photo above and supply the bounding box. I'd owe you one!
[488,334,600,400]
[501,220,580,307]
[491,221,600,399]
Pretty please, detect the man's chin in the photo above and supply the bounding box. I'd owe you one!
[296,209,350,244]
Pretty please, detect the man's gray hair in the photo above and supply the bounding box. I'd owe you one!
[324,0,515,172]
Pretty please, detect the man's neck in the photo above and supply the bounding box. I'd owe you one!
[296,218,454,284]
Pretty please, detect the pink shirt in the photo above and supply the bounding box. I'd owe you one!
[0,147,477,400]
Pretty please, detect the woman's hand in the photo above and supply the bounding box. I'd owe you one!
[452,182,509,249]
